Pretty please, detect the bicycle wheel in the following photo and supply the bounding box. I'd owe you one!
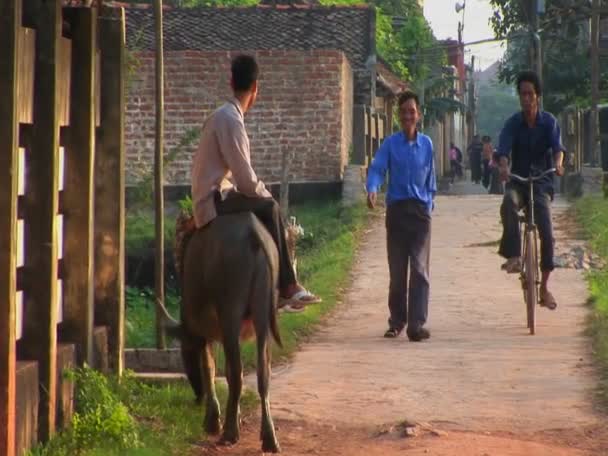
[524,228,538,335]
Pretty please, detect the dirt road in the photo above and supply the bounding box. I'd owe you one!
[196,190,606,455]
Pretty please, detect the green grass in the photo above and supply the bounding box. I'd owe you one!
[125,200,369,373]
[126,213,176,254]
[125,286,181,348]
[27,367,258,456]
[574,196,608,411]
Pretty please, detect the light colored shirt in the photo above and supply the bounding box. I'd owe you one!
[191,98,271,228]
[366,131,437,212]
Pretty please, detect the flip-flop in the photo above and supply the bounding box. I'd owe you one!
[287,289,322,305]
[501,259,522,274]
[540,290,558,310]
[278,303,306,314]
[384,328,401,338]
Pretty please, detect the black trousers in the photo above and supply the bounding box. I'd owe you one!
[386,199,432,331]
[498,184,554,272]
[214,191,296,290]
[482,159,491,189]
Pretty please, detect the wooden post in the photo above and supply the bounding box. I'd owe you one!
[352,105,366,165]
[0,0,21,454]
[95,7,125,375]
[153,0,166,349]
[365,106,372,165]
[61,8,97,366]
[591,0,600,167]
[18,0,62,442]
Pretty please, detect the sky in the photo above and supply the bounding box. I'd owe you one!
[423,0,505,70]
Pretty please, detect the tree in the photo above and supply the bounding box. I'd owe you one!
[476,81,519,142]
[489,0,607,113]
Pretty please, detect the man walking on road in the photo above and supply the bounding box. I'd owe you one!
[497,70,565,310]
[366,91,436,342]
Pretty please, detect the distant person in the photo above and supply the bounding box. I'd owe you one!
[448,141,463,183]
[496,70,565,310]
[481,135,494,189]
[467,134,483,184]
[366,90,436,342]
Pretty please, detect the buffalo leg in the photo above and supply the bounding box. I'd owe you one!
[202,341,221,435]
[257,336,280,453]
[220,327,242,445]
[180,336,204,404]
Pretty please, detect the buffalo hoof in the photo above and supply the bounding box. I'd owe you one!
[262,439,281,453]
[204,399,221,435]
[204,415,221,435]
[220,429,239,445]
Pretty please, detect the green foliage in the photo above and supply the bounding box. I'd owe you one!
[130,127,200,210]
[125,213,176,254]
[126,286,181,348]
[28,367,140,455]
[177,195,193,215]
[574,196,608,410]
[27,367,253,455]
[489,0,607,113]
[476,81,519,141]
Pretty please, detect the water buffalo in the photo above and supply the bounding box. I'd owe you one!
[162,212,282,453]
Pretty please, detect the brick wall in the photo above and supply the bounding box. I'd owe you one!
[126,49,353,187]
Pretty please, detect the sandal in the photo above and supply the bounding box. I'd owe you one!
[278,303,306,314]
[501,257,522,274]
[540,290,558,310]
[285,288,322,306]
[384,327,401,338]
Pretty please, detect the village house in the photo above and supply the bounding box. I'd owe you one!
[124,1,407,201]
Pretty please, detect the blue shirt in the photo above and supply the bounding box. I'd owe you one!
[497,111,565,193]
[366,131,437,212]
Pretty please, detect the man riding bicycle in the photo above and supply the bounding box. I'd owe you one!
[496,70,565,310]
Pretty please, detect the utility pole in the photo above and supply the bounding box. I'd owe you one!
[154,0,166,349]
[591,0,600,166]
[532,0,544,107]
[468,55,476,145]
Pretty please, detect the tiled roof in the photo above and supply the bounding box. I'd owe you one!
[376,58,408,95]
[125,5,374,71]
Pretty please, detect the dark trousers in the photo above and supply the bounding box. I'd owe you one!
[470,153,482,183]
[214,191,296,290]
[482,159,491,188]
[386,199,432,331]
[498,184,554,271]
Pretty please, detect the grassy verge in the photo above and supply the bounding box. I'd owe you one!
[28,366,257,456]
[573,196,608,410]
[125,200,369,372]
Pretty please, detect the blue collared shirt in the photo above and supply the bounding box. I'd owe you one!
[497,111,565,193]
[366,131,437,212]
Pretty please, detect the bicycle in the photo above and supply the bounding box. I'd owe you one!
[508,168,556,335]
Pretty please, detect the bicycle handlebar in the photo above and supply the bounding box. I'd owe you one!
[509,168,557,183]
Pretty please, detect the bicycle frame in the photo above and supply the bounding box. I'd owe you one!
[509,168,556,334]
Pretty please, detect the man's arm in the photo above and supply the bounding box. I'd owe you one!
[426,139,437,210]
[365,138,390,209]
[549,119,566,176]
[216,115,272,198]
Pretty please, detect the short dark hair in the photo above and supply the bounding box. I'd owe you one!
[397,90,420,109]
[231,54,258,92]
[516,70,542,96]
